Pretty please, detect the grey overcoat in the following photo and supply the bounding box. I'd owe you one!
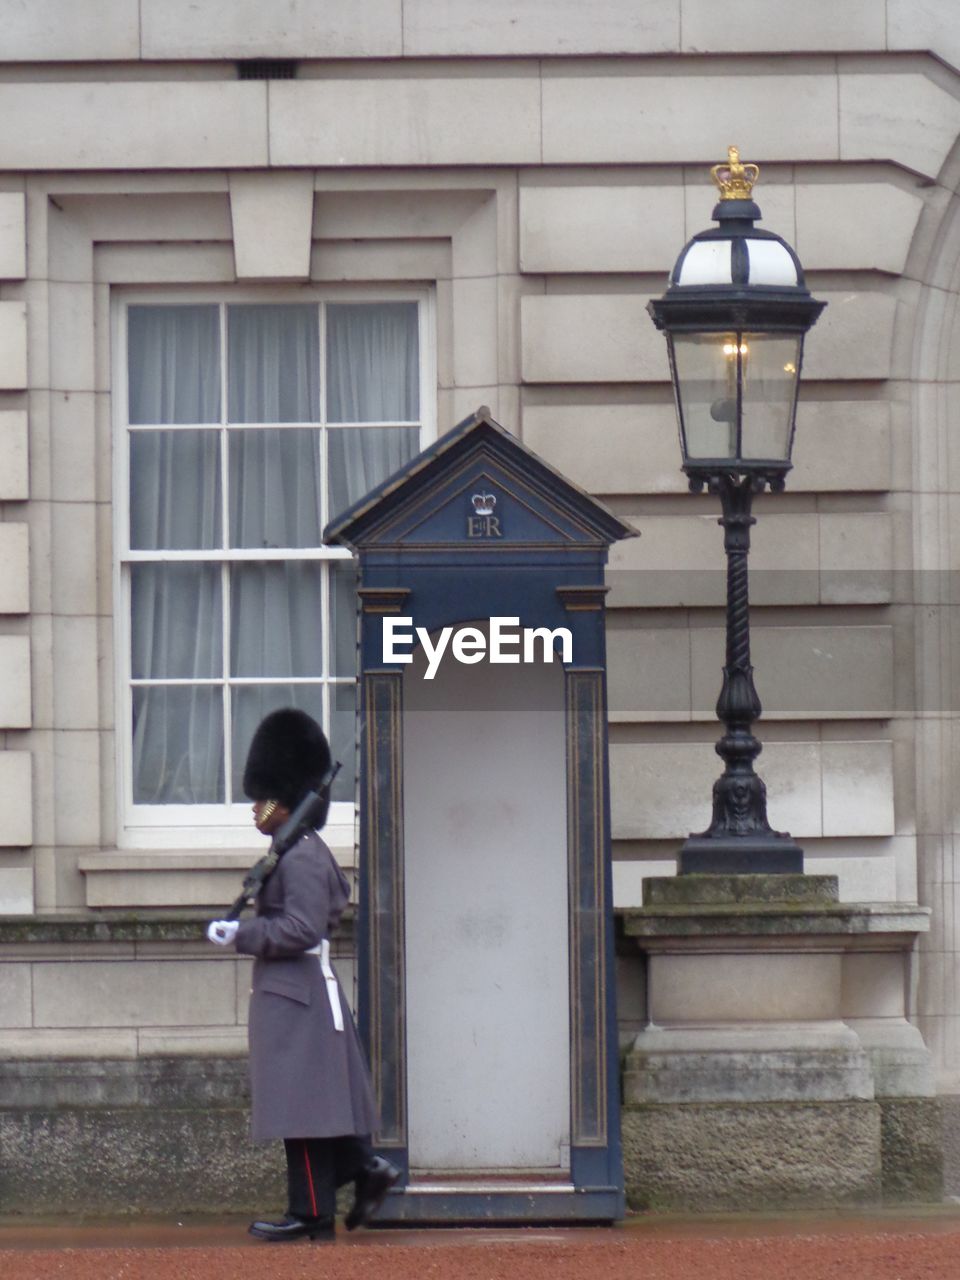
[235,831,379,1142]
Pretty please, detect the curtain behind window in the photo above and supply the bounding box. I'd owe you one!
[127,301,420,808]
[129,305,224,802]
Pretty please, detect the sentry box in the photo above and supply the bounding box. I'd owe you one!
[324,408,635,1224]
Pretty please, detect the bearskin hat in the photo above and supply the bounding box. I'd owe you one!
[242,708,332,812]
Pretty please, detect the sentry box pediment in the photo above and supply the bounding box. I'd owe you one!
[325,405,633,556]
[323,408,634,1225]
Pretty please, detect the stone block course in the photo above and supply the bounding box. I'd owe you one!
[0,963,30,1027]
[48,282,95,392]
[822,741,896,837]
[796,182,925,274]
[50,392,96,504]
[888,0,960,76]
[0,83,269,171]
[32,958,237,1029]
[0,191,26,279]
[0,636,32,728]
[51,617,99,731]
[522,290,898,386]
[0,867,33,914]
[647,951,842,1022]
[606,511,893,608]
[792,401,892,492]
[0,0,139,60]
[803,290,898,382]
[0,753,33,847]
[607,624,691,721]
[403,0,679,57]
[269,74,541,169]
[541,70,840,166]
[141,0,402,59]
[521,399,892,495]
[0,300,27,388]
[689,624,894,722]
[49,731,100,849]
[681,0,886,53]
[518,176,923,277]
[610,739,896,840]
[0,524,29,614]
[50,503,97,617]
[839,71,960,185]
[820,512,893,604]
[519,183,683,274]
[521,294,664,383]
[0,410,28,499]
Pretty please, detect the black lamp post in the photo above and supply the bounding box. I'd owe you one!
[648,148,826,875]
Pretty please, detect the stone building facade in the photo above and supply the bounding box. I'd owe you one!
[0,0,959,1211]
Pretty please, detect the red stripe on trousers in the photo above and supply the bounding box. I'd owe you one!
[302,1140,318,1217]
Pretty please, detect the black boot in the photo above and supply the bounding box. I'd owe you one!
[248,1213,335,1242]
[345,1156,400,1231]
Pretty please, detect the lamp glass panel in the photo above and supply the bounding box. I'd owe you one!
[671,333,741,461]
[739,333,802,462]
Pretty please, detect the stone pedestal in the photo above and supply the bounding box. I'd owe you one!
[619,875,938,1210]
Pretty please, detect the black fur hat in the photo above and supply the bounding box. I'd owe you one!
[242,708,332,811]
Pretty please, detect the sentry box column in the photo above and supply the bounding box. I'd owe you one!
[324,408,634,1224]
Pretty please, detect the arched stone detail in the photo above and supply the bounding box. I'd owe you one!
[904,131,960,1081]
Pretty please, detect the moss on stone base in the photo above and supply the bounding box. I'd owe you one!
[622,1100,882,1211]
[0,1107,285,1215]
[880,1098,943,1203]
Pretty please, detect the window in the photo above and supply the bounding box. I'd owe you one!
[115,293,433,844]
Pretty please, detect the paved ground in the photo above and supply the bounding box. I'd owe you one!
[3,1208,960,1280]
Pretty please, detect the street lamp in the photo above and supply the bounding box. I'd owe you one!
[648,147,826,875]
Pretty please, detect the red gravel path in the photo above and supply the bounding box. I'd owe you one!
[3,1213,960,1280]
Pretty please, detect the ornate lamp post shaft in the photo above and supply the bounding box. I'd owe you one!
[679,474,803,873]
[716,474,762,758]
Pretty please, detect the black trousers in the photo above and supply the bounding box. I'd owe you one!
[284,1135,372,1221]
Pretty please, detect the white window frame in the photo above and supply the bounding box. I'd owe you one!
[112,285,437,849]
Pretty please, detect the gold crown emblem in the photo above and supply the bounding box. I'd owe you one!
[710,146,760,201]
[471,492,496,516]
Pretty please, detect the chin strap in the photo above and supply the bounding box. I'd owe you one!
[218,761,342,924]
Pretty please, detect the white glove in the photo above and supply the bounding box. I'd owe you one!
[207,920,239,947]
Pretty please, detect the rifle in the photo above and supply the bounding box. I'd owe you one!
[221,762,342,922]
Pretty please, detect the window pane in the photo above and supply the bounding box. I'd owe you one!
[671,333,739,460]
[131,564,222,679]
[231,684,325,804]
[230,561,324,678]
[329,684,356,803]
[228,428,322,549]
[227,305,320,423]
[740,333,802,462]
[130,430,222,551]
[327,426,419,521]
[331,561,358,677]
[326,302,419,422]
[132,685,224,804]
[128,305,221,424]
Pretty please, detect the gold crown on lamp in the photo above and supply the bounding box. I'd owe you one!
[472,492,496,515]
[710,146,760,200]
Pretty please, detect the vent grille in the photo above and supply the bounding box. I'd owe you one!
[238,59,298,80]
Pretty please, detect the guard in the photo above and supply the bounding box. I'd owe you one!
[206,707,398,1241]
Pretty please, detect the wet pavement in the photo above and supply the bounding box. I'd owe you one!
[2,1207,960,1279]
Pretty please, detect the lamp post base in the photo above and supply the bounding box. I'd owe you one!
[678,834,804,876]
